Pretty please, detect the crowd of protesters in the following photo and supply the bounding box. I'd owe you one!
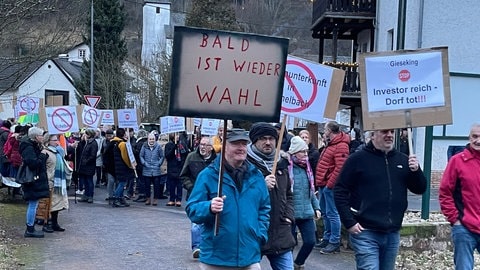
[9,117,472,269]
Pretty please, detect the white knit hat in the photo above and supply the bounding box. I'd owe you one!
[288,136,308,154]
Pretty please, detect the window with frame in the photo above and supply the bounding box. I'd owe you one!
[79,49,86,58]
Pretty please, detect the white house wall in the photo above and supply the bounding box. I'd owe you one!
[375,0,480,172]
[142,2,171,68]
[0,60,78,119]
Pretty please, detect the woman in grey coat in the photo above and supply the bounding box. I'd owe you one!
[139,133,164,206]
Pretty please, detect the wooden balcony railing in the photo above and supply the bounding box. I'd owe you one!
[313,0,376,24]
[323,62,360,93]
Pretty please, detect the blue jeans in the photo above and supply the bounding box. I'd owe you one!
[26,200,39,226]
[320,187,341,244]
[349,230,400,270]
[292,218,316,266]
[191,223,204,250]
[266,251,293,270]
[114,181,126,198]
[80,174,94,198]
[136,174,146,195]
[106,173,116,198]
[451,224,480,270]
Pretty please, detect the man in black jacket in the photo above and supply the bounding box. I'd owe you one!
[334,129,426,270]
[246,122,296,270]
[180,136,216,259]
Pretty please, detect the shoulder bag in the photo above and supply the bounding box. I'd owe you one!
[16,163,39,184]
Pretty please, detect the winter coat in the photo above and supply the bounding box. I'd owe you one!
[315,132,350,188]
[180,147,216,200]
[247,155,296,256]
[291,165,320,219]
[334,141,427,232]
[133,137,147,174]
[95,136,105,167]
[140,142,164,177]
[439,144,480,234]
[185,156,270,268]
[43,146,69,212]
[19,137,49,201]
[0,127,11,164]
[76,138,98,176]
[164,140,189,179]
[111,137,135,182]
[307,143,320,176]
[4,134,23,167]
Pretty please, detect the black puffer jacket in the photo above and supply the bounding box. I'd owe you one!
[19,137,49,201]
[247,155,296,256]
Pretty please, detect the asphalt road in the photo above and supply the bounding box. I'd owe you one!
[11,187,356,270]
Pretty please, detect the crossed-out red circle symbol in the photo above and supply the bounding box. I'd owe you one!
[52,108,74,132]
[282,60,318,113]
[105,113,111,119]
[84,109,98,125]
[125,114,130,120]
[20,98,37,112]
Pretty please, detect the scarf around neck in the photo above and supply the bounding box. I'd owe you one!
[246,144,276,173]
[48,145,67,195]
[288,155,315,193]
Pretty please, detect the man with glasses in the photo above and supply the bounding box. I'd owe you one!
[181,136,217,259]
[334,128,426,270]
[246,122,296,270]
[315,121,350,254]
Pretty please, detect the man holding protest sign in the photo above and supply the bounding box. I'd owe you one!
[186,129,270,269]
[334,128,426,269]
[246,122,296,270]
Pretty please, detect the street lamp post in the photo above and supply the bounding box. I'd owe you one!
[90,0,94,95]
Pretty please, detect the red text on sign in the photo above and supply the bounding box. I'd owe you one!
[200,34,249,52]
[197,57,222,71]
[196,85,261,106]
[233,60,281,76]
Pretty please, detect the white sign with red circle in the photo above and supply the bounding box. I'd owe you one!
[160,116,185,134]
[101,110,115,125]
[81,105,101,128]
[18,96,40,114]
[117,109,138,129]
[281,55,334,123]
[45,106,79,135]
[200,118,221,136]
[364,51,445,112]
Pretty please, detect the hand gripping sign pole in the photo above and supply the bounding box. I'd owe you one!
[214,120,228,236]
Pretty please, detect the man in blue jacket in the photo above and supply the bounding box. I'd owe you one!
[186,129,270,269]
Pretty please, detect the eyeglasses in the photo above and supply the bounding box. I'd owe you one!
[199,143,212,148]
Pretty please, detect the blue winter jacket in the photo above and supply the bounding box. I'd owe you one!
[186,156,270,267]
[139,142,164,177]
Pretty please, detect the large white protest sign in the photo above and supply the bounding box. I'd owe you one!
[281,55,344,122]
[160,116,185,134]
[116,109,139,129]
[200,118,221,136]
[169,26,288,123]
[81,105,102,128]
[365,52,445,112]
[44,106,80,135]
[359,47,452,130]
[17,96,40,114]
[101,110,115,126]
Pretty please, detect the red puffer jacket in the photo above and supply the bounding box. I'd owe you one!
[315,132,350,189]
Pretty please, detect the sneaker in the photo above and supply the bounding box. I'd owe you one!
[320,243,341,254]
[314,239,329,250]
[294,263,305,270]
[192,249,200,259]
[75,190,84,195]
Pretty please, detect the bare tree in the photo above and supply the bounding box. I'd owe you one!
[0,1,87,95]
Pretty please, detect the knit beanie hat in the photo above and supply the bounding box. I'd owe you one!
[249,122,278,144]
[288,136,308,154]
